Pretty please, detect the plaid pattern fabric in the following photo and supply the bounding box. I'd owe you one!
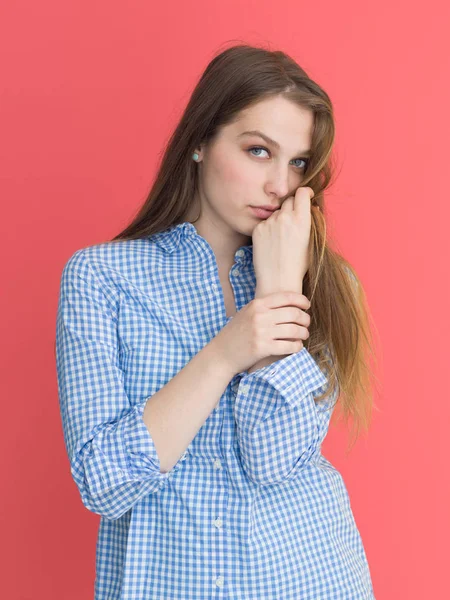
[55,221,375,599]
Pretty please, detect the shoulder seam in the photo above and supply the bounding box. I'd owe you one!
[78,248,119,320]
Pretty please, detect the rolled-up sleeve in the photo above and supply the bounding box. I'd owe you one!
[233,348,339,486]
[55,249,184,521]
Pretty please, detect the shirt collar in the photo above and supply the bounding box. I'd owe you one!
[151,222,193,253]
[151,221,253,260]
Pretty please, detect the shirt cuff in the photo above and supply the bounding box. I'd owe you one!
[239,347,329,409]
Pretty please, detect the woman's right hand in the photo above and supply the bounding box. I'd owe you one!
[211,291,311,375]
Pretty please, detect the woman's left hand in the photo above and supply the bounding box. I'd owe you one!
[252,186,314,297]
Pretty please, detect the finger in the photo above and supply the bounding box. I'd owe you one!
[294,186,314,207]
[265,291,311,310]
[293,186,314,221]
[272,306,311,326]
[273,323,310,341]
[279,196,295,212]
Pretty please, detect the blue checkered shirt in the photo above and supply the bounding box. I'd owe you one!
[55,221,375,599]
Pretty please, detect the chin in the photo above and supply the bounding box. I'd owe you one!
[238,219,257,240]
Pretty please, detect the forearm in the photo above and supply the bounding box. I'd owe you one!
[143,339,235,473]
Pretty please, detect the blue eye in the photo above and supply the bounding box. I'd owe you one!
[247,146,309,170]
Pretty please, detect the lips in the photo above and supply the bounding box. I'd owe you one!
[250,206,277,219]
[253,205,278,211]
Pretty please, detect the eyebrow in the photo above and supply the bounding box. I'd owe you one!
[237,130,311,156]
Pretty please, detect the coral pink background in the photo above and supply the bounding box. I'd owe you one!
[1,1,448,598]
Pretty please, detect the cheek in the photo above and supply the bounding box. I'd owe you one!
[213,154,255,191]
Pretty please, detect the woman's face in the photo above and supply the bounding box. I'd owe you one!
[191,95,314,242]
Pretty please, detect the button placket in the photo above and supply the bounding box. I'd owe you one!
[239,383,250,396]
[211,456,225,593]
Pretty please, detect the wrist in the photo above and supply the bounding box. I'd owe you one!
[206,336,238,378]
[255,285,303,298]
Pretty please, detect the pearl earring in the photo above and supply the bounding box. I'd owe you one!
[192,152,200,161]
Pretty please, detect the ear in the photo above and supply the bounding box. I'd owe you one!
[193,147,203,161]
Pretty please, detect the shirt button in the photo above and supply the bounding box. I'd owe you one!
[214,517,223,529]
[215,576,224,587]
[213,458,222,470]
[240,383,250,395]
[211,282,218,290]
[234,267,241,275]
[236,249,245,258]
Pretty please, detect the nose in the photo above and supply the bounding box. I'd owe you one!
[264,165,290,200]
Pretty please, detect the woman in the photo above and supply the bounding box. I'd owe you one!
[56,44,379,599]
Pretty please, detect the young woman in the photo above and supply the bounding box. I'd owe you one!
[56,44,379,599]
